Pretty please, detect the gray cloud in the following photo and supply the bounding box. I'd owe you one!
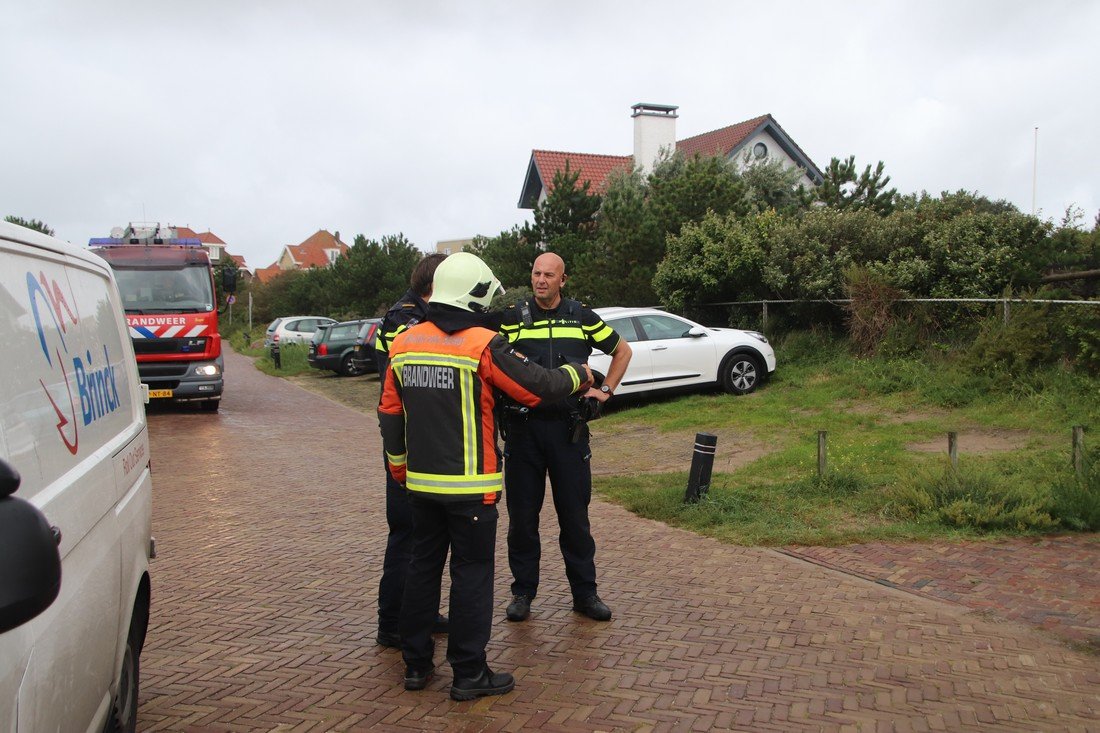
[3,0,1096,270]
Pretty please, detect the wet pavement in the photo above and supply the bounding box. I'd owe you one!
[137,346,1099,731]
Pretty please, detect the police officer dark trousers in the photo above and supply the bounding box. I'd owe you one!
[500,252,632,623]
[505,408,596,599]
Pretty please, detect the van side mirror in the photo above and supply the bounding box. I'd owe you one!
[0,459,62,634]
[221,267,238,294]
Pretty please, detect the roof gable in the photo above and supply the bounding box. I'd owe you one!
[519,113,823,208]
[285,229,349,269]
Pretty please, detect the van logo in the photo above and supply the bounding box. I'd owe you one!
[28,270,123,454]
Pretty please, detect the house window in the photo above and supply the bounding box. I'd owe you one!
[208,246,221,261]
[753,142,768,159]
[326,249,339,264]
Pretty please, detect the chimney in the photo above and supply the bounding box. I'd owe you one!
[632,103,678,175]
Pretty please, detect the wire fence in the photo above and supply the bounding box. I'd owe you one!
[683,297,1100,336]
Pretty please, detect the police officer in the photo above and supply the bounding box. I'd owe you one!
[499,252,633,623]
[374,253,447,649]
[378,252,594,700]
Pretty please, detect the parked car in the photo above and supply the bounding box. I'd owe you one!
[270,315,337,346]
[308,319,378,376]
[589,307,776,396]
[263,317,284,347]
[1,219,152,732]
[350,318,383,374]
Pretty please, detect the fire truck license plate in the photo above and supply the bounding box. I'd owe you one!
[148,389,174,399]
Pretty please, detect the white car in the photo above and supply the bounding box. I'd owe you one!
[589,307,776,396]
[270,315,337,346]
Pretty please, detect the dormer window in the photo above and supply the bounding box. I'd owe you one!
[208,246,221,261]
[326,248,339,265]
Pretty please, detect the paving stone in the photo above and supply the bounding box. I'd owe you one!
[138,347,1100,731]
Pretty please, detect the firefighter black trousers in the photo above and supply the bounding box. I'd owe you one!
[377,454,413,636]
[400,495,497,678]
[504,415,597,602]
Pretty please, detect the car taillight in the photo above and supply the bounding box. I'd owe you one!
[318,344,328,356]
[274,333,280,342]
[367,323,378,341]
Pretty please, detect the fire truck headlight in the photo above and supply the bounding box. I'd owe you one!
[194,364,221,377]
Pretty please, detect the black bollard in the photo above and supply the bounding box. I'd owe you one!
[271,344,281,370]
[684,432,718,503]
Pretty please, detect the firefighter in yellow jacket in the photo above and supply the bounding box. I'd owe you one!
[378,252,593,701]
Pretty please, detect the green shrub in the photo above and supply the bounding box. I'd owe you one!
[964,302,1063,373]
[774,330,846,367]
[888,463,1057,532]
[1051,447,1100,531]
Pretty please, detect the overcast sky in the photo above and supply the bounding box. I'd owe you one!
[3,0,1097,270]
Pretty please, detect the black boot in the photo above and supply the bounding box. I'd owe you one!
[404,665,434,691]
[573,594,612,621]
[450,666,515,701]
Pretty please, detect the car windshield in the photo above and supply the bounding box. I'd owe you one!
[114,266,214,313]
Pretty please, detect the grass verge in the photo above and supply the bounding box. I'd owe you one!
[594,331,1100,545]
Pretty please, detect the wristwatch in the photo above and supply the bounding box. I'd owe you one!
[600,384,613,396]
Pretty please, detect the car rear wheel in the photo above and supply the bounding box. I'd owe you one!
[720,353,761,395]
[340,354,363,377]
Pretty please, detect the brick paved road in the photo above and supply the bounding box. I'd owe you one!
[139,347,1099,732]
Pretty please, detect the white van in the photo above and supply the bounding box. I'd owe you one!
[0,221,153,732]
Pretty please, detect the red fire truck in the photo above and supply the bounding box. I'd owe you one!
[90,223,227,411]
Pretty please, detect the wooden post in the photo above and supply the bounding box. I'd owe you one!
[817,431,827,476]
[1073,426,1086,480]
[1003,299,1010,325]
[948,431,958,469]
[762,301,768,334]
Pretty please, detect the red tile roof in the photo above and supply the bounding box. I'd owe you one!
[167,225,226,245]
[255,264,283,284]
[675,115,770,159]
[532,150,633,195]
[172,225,200,239]
[229,254,246,267]
[285,229,349,269]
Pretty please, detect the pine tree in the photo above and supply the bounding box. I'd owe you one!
[5,215,54,236]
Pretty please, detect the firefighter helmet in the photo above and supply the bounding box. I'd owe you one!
[431,252,504,313]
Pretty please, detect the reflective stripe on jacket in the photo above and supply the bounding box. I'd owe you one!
[378,320,585,503]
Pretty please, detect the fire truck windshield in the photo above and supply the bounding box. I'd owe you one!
[114,266,214,313]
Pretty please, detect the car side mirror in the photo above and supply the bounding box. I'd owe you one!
[0,459,62,634]
[687,326,707,338]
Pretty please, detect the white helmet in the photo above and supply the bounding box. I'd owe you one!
[431,252,504,313]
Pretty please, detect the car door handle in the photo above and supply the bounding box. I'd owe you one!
[652,345,668,351]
